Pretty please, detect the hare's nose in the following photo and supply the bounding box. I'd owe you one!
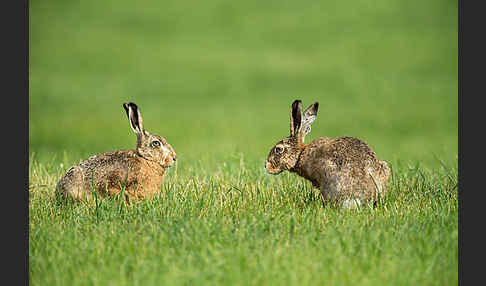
[173,157,177,162]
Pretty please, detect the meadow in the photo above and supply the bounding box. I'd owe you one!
[29,0,457,285]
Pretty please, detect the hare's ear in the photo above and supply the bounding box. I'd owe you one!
[290,100,303,137]
[299,102,319,142]
[123,102,145,135]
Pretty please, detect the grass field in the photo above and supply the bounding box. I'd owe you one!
[30,0,457,285]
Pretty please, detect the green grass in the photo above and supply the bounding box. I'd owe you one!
[30,0,457,285]
[29,157,457,286]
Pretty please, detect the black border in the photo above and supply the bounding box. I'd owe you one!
[459,0,483,285]
[3,0,29,284]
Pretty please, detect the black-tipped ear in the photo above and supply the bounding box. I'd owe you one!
[300,102,319,141]
[123,102,144,135]
[302,102,319,124]
[290,100,303,137]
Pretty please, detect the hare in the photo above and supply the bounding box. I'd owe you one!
[265,100,390,208]
[56,102,177,202]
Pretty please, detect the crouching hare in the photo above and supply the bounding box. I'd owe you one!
[265,100,390,208]
[56,102,177,202]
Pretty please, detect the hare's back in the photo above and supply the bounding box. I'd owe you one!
[311,136,388,195]
[56,150,142,199]
[78,150,142,178]
[311,136,382,169]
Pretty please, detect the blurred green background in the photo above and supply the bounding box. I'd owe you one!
[29,0,457,170]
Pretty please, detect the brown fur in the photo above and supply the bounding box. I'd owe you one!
[56,103,176,202]
[265,100,390,207]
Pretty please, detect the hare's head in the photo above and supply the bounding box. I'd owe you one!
[265,100,319,174]
[123,102,177,168]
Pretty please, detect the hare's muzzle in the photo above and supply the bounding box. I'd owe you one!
[164,155,176,168]
[265,160,282,175]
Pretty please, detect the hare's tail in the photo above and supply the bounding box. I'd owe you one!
[56,166,86,200]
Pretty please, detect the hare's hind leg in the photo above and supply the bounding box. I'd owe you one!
[319,188,327,208]
[56,166,90,201]
[319,184,335,208]
[320,181,347,208]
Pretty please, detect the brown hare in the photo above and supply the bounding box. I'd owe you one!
[265,100,390,208]
[56,102,177,202]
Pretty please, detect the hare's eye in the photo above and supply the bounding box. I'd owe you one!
[275,146,284,155]
[151,140,161,148]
